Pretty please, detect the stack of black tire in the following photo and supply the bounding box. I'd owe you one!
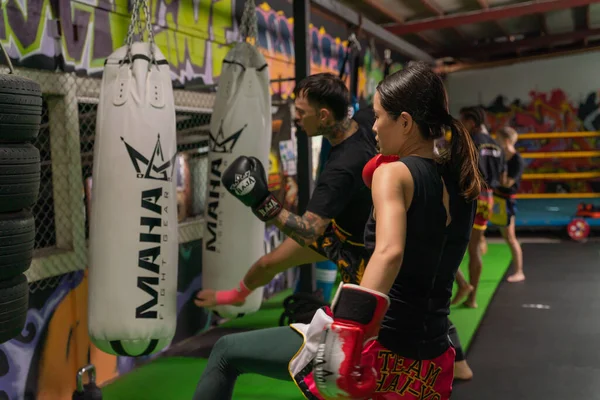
[0,73,43,344]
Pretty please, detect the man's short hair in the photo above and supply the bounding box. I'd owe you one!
[294,73,350,121]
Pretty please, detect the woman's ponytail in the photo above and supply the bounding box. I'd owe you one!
[447,116,484,201]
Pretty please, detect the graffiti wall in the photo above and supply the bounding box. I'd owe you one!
[445,51,600,195]
[0,2,405,398]
[2,0,402,100]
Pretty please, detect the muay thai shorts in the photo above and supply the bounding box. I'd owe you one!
[473,189,494,231]
[288,308,455,400]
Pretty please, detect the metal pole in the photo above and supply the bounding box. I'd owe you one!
[349,47,360,101]
[293,0,315,294]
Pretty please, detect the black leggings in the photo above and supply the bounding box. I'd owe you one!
[449,320,465,361]
[192,327,302,400]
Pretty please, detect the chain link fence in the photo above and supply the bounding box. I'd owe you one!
[3,66,213,293]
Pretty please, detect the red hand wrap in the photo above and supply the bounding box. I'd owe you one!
[215,280,251,305]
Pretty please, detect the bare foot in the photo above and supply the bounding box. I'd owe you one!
[507,272,526,283]
[454,360,474,381]
[451,285,474,305]
[462,300,478,309]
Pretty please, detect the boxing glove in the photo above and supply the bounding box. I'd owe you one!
[314,283,390,400]
[222,156,283,222]
[362,154,399,189]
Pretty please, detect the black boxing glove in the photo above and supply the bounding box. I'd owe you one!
[222,156,283,222]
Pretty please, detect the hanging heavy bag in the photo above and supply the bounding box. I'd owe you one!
[88,0,178,357]
[202,0,272,319]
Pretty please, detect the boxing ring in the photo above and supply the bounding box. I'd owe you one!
[511,131,600,232]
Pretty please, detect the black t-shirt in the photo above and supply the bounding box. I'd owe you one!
[352,106,375,133]
[306,124,377,243]
[363,157,476,360]
[496,153,525,196]
[471,131,505,190]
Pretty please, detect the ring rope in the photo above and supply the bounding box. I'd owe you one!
[517,131,600,139]
[521,172,600,180]
[502,131,600,200]
[515,193,600,199]
[520,151,600,159]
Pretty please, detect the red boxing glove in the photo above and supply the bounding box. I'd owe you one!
[362,154,399,189]
[314,284,390,399]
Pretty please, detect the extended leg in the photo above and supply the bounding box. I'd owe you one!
[451,269,473,306]
[465,228,484,308]
[502,217,525,283]
[193,326,304,400]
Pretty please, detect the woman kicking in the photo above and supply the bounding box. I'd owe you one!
[192,63,482,399]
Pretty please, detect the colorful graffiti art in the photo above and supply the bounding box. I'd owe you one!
[481,89,600,194]
[1,0,398,100]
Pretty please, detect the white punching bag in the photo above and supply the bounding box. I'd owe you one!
[88,42,178,356]
[202,41,272,318]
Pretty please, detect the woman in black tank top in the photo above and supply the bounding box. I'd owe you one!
[309,62,484,400]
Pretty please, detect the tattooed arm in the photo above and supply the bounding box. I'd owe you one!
[273,209,331,247]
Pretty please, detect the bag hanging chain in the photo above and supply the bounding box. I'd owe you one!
[123,0,157,69]
[239,0,258,44]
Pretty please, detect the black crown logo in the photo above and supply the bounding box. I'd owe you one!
[121,134,177,181]
[209,120,246,153]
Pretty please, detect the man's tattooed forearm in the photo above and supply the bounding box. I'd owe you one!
[275,210,327,246]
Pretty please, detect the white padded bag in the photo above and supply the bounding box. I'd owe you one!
[203,41,272,318]
[88,42,178,356]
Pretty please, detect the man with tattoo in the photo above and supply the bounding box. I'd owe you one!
[191,73,378,400]
[194,72,377,309]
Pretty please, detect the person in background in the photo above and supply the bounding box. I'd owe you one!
[494,126,525,282]
[452,106,505,308]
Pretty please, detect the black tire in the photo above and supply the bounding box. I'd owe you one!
[0,74,42,143]
[0,143,40,212]
[0,274,28,345]
[0,210,35,280]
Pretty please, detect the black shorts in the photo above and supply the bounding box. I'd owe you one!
[308,220,369,285]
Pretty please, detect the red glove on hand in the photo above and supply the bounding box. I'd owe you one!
[362,154,399,189]
[314,284,390,400]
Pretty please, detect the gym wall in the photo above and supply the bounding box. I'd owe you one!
[445,50,600,196]
[0,1,405,399]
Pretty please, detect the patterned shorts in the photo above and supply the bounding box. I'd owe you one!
[289,309,455,400]
[473,190,493,231]
[308,221,369,285]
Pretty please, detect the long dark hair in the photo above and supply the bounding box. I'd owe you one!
[376,62,482,201]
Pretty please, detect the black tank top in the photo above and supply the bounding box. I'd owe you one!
[363,156,475,360]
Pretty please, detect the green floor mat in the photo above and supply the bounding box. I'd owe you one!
[101,357,304,400]
[103,243,511,400]
[449,243,512,350]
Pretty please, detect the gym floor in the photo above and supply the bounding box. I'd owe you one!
[453,240,600,399]
[101,237,599,399]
